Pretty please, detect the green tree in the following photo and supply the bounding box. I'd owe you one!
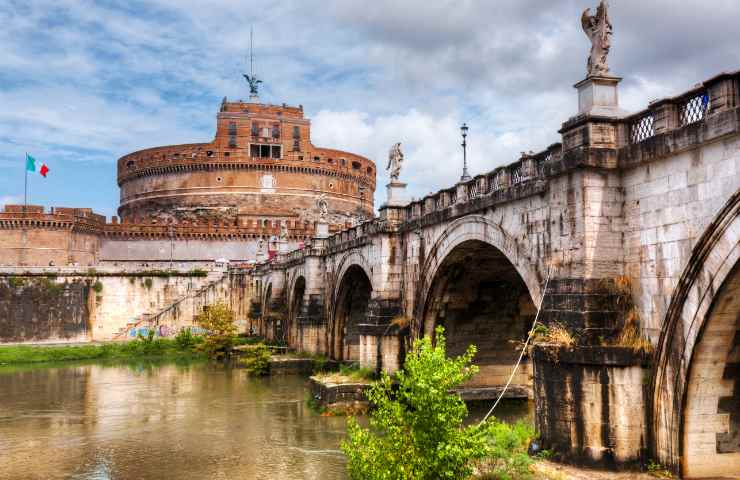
[342,326,492,480]
[195,302,237,360]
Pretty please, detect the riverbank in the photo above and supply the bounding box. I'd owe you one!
[0,338,205,365]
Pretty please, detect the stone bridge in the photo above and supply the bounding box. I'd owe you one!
[239,71,740,477]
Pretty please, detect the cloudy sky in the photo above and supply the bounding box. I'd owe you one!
[1,0,737,216]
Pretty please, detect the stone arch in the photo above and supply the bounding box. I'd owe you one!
[331,261,374,361]
[651,191,740,475]
[287,270,307,349]
[417,215,543,329]
[416,216,541,394]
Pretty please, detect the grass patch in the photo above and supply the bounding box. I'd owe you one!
[0,336,206,365]
[314,363,375,384]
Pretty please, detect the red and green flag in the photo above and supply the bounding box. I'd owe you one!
[26,153,49,177]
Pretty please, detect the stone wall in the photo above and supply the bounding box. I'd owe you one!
[0,267,245,344]
[0,277,92,343]
[623,134,740,342]
[533,345,649,469]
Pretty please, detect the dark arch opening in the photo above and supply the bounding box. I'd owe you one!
[333,265,372,361]
[289,276,306,347]
[263,283,273,339]
[421,239,536,392]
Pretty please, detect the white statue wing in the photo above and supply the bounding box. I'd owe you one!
[581,9,592,35]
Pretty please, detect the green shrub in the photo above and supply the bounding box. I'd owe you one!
[239,343,271,375]
[474,420,534,479]
[92,280,104,293]
[143,278,153,289]
[189,268,208,277]
[196,302,237,360]
[174,327,200,351]
[7,276,25,289]
[342,326,494,480]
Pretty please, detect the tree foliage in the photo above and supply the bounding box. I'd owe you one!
[342,326,494,480]
[195,301,237,360]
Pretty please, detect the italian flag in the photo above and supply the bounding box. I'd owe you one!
[26,153,49,177]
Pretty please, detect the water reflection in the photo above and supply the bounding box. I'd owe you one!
[0,361,532,480]
[0,362,348,480]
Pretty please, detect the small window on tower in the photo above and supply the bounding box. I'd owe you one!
[313,156,320,162]
[352,161,361,170]
[272,124,280,139]
[250,145,260,157]
[261,127,270,138]
[293,139,300,152]
[251,122,259,136]
[292,126,300,139]
[271,145,281,159]
[228,122,237,135]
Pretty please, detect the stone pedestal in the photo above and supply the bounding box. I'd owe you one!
[384,181,408,207]
[277,239,289,254]
[574,75,625,117]
[315,221,329,239]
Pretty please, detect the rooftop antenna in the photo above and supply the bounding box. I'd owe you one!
[243,26,262,102]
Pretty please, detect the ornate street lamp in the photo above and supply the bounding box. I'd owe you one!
[460,123,471,182]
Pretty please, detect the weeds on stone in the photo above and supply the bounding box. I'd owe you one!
[533,323,575,348]
[314,363,375,384]
[647,461,673,478]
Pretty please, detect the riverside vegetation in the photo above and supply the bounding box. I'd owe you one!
[342,326,536,480]
[0,301,246,365]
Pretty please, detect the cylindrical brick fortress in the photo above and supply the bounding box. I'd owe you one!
[117,101,376,227]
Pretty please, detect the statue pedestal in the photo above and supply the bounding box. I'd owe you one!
[574,75,625,117]
[277,239,289,254]
[315,221,329,239]
[384,181,408,207]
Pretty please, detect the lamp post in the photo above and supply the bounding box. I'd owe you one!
[460,123,471,182]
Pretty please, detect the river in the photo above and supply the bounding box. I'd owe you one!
[0,360,531,480]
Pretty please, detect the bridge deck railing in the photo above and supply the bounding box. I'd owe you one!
[624,70,738,147]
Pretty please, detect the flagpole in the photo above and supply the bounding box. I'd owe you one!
[24,152,28,214]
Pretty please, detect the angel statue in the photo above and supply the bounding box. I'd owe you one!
[243,74,262,96]
[386,142,404,182]
[316,193,329,222]
[581,0,613,76]
[279,222,288,240]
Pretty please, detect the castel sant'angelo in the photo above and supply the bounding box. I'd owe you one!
[0,78,376,267]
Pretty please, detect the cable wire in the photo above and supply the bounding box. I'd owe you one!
[479,265,552,424]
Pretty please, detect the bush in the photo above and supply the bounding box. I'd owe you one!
[342,326,494,480]
[196,302,237,360]
[239,343,271,375]
[174,327,200,351]
[474,420,534,479]
[92,280,104,294]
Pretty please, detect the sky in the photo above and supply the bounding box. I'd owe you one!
[0,0,738,217]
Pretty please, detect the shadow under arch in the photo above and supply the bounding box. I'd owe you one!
[331,264,373,361]
[419,237,537,393]
[287,275,306,348]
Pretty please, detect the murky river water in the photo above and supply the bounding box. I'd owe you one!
[0,360,531,480]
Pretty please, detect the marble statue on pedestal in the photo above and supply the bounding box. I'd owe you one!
[581,0,612,76]
[386,143,404,182]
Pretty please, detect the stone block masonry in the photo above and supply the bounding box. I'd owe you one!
[244,69,740,475]
[0,267,252,344]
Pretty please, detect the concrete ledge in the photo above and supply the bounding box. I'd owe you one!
[533,344,651,367]
[309,376,370,413]
[454,385,532,401]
